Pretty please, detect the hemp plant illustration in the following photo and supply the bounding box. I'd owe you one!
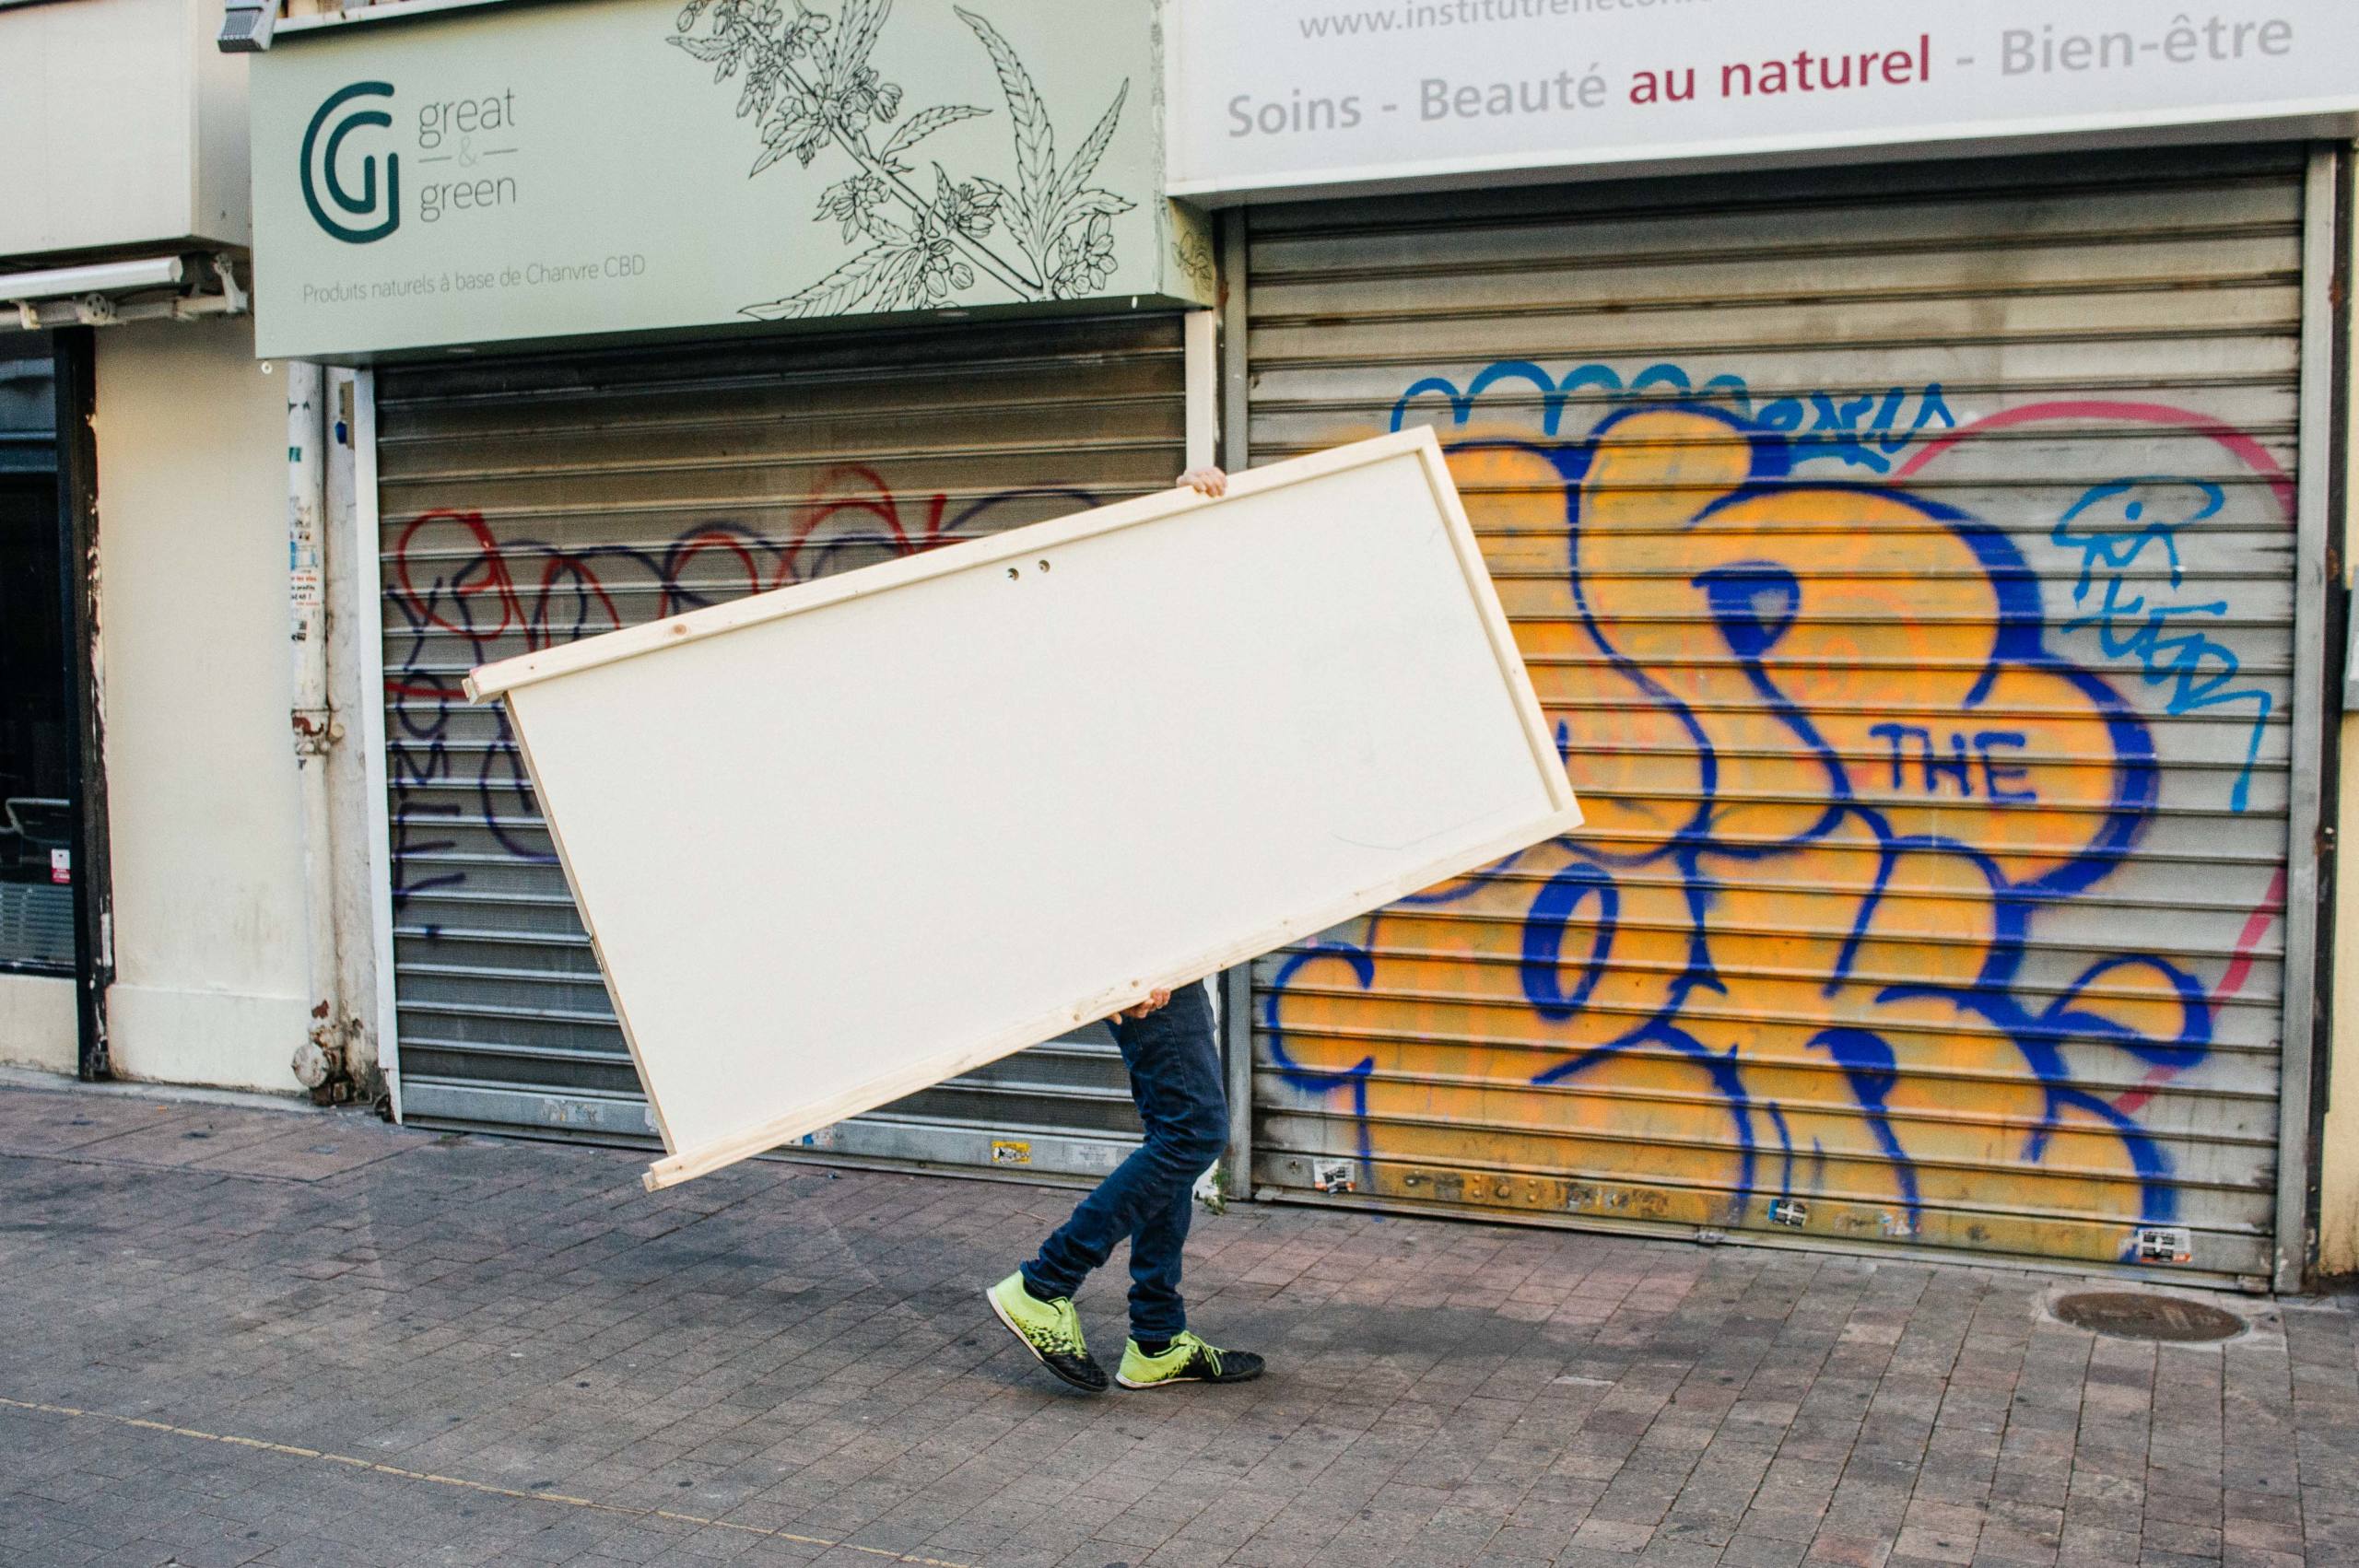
[670,0,1135,318]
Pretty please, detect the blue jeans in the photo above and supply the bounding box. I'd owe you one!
[1020,980,1225,1340]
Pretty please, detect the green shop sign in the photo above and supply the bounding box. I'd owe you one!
[250,0,1211,360]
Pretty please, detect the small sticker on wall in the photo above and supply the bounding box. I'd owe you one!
[1311,1159,1356,1194]
[2135,1226,2195,1264]
[49,848,70,885]
[990,1140,1032,1166]
[1768,1198,1809,1228]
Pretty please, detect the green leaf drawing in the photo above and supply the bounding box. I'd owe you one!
[1060,189,1133,223]
[668,32,732,63]
[1053,80,1125,214]
[956,8,1055,240]
[743,244,893,320]
[682,2,1132,313]
[816,172,888,240]
[831,0,890,89]
[970,174,1014,214]
[1173,228,1215,291]
[879,103,990,170]
[750,100,826,177]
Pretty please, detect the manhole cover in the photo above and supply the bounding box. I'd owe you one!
[2054,1291,2244,1343]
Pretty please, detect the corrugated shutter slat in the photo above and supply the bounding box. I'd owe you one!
[377,314,1186,1176]
[1246,146,2307,1280]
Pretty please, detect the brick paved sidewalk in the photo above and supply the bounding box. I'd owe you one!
[0,1082,2353,1568]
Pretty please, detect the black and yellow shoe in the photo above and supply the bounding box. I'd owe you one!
[1114,1329,1264,1389]
[986,1272,1108,1393]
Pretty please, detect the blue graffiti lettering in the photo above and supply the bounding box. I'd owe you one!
[1390,358,1954,471]
[1262,390,2271,1261]
[2053,478,2271,813]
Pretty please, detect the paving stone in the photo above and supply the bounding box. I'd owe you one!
[0,1082,2353,1568]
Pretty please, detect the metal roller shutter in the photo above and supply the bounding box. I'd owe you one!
[377,312,1186,1180]
[1245,146,2322,1280]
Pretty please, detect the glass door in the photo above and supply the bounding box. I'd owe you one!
[0,345,75,971]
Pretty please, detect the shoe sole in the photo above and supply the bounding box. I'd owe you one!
[986,1288,1107,1395]
[1115,1366,1265,1390]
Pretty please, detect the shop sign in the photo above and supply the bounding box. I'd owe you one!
[249,0,1210,360]
[1169,0,2359,200]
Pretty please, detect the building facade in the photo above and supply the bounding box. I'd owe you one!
[0,0,322,1094]
[241,0,1219,1177]
[8,0,2353,1288]
[1171,2,2358,1292]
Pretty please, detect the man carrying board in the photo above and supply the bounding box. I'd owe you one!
[986,464,1268,1395]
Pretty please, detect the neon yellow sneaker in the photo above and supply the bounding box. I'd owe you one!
[1115,1330,1265,1389]
[985,1272,1107,1393]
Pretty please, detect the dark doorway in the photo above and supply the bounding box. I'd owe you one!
[0,344,74,973]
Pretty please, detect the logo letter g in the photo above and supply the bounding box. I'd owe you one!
[302,82,400,244]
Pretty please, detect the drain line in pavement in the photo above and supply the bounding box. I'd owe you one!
[0,1395,980,1568]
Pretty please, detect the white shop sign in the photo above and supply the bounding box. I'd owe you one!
[1168,0,2359,200]
[247,0,1210,362]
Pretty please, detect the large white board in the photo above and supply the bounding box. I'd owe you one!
[467,428,1581,1190]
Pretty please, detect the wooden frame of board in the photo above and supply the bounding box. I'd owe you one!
[467,426,1581,1191]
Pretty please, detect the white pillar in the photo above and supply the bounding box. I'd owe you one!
[285,361,359,1097]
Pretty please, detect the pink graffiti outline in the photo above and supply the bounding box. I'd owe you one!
[1897,399,2297,518]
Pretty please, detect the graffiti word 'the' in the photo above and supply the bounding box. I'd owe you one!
[1867,726,2038,803]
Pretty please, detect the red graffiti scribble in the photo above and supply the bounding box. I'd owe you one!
[382,467,1095,901]
[780,465,951,586]
[666,530,765,609]
[393,508,625,649]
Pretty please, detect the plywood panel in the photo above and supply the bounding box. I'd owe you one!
[468,428,1580,1188]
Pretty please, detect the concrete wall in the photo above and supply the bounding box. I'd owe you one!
[95,317,308,1093]
[0,974,75,1076]
[2328,150,2359,1283]
[2330,739,2358,1277]
[2328,623,2357,1266]
[0,0,251,258]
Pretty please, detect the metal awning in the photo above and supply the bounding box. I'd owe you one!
[2,253,248,332]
